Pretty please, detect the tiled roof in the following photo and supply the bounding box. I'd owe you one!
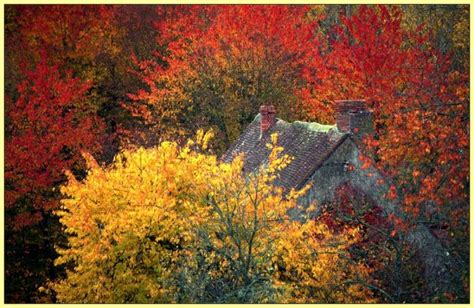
[222,114,349,191]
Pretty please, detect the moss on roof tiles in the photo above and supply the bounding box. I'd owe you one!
[292,121,337,133]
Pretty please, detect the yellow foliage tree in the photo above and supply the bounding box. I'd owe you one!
[50,131,376,303]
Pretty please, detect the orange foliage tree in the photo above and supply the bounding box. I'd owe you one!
[129,4,468,233]
[127,5,321,151]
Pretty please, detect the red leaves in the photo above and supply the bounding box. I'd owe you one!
[387,213,407,236]
[5,53,104,229]
[154,5,319,72]
[304,5,468,227]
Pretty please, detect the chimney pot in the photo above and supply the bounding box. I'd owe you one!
[260,105,276,135]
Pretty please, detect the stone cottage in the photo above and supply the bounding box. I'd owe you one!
[222,100,460,299]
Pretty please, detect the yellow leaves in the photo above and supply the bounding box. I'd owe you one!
[305,202,318,214]
[54,139,211,301]
[56,130,279,302]
[195,129,214,150]
[266,133,292,175]
[53,131,377,303]
[273,220,375,303]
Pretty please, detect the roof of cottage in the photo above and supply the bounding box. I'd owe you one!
[221,114,349,191]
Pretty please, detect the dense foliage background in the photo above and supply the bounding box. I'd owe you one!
[4,4,469,303]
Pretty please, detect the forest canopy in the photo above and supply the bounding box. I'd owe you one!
[4,4,469,304]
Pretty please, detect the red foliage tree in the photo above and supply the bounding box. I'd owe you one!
[5,53,105,302]
[6,5,126,161]
[305,5,469,223]
[305,8,469,299]
[6,55,103,229]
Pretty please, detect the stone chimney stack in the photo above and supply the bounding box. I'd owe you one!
[335,100,373,138]
[260,105,276,135]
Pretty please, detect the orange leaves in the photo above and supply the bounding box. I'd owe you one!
[4,5,468,302]
[359,154,372,170]
[412,169,421,178]
[387,185,397,200]
[14,5,120,67]
[130,5,320,151]
[361,161,371,170]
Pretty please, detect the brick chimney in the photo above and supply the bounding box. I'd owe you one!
[335,100,373,138]
[260,105,276,135]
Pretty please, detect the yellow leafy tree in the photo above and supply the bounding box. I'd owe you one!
[50,131,376,303]
[274,221,375,303]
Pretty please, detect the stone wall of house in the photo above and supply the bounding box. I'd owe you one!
[297,138,393,215]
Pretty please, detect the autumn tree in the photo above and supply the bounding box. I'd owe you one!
[4,4,468,303]
[127,5,321,153]
[4,54,105,302]
[304,5,469,301]
[50,132,375,303]
[4,6,162,301]
[400,5,469,73]
[308,4,468,215]
[5,5,160,160]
